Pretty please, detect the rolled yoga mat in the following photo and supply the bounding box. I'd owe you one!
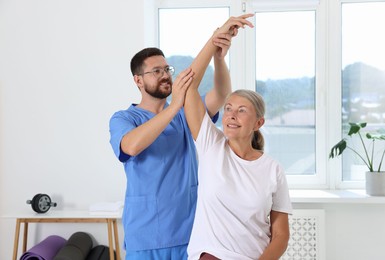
[20,235,67,260]
[53,231,93,260]
[86,245,115,260]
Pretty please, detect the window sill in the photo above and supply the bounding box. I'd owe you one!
[289,189,385,204]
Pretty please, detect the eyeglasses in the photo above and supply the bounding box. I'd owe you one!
[139,66,175,78]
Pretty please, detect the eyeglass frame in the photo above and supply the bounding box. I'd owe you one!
[138,65,175,78]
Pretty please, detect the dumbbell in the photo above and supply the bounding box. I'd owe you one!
[27,193,57,213]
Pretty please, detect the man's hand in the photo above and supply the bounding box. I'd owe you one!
[170,68,195,109]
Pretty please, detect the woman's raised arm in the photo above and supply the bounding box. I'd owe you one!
[184,14,254,140]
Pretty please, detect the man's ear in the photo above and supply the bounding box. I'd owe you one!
[134,75,143,90]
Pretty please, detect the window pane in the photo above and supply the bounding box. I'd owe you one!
[342,2,385,181]
[159,7,229,127]
[159,8,229,96]
[255,11,316,175]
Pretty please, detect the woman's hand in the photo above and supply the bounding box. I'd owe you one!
[214,13,254,38]
[212,14,254,59]
[212,32,233,60]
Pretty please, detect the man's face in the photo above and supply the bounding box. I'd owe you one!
[141,56,173,99]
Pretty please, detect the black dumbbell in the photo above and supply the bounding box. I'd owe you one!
[27,193,57,213]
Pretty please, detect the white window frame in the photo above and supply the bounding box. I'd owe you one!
[327,0,345,190]
[149,0,381,190]
[151,0,245,87]
[327,0,383,190]
[244,0,327,189]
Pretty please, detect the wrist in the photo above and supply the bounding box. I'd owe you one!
[168,100,182,112]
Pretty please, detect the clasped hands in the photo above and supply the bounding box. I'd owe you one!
[170,14,254,109]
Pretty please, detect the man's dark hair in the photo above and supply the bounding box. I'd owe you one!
[130,47,165,76]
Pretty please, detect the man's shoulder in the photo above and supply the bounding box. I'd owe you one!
[111,104,142,119]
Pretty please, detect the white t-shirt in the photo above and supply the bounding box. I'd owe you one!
[187,113,293,260]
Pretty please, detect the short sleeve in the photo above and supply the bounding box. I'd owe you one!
[195,112,225,156]
[272,164,293,214]
[109,111,136,162]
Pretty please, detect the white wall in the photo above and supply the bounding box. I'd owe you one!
[0,0,145,258]
[1,1,385,260]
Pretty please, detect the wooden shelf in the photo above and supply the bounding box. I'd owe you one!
[12,213,121,260]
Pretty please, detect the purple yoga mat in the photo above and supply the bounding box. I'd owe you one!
[20,235,67,260]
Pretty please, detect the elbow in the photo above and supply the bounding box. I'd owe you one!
[120,142,141,157]
[120,133,145,157]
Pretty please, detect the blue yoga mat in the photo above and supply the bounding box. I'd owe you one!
[20,235,67,260]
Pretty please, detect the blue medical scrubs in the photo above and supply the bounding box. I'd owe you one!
[109,100,217,251]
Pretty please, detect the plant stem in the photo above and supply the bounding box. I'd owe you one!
[371,139,374,171]
[357,132,373,172]
[378,149,385,172]
[347,146,372,171]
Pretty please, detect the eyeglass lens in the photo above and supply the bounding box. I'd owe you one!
[153,66,174,78]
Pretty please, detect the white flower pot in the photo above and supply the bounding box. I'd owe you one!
[366,171,385,196]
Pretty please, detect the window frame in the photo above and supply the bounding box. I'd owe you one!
[152,0,381,190]
[328,0,384,190]
[244,0,327,189]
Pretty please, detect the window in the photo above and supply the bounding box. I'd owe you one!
[154,0,385,189]
[246,0,326,187]
[254,11,316,176]
[158,7,229,96]
[158,6,229,126]
[341,1,385,181]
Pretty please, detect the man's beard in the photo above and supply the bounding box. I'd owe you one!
[144,78,172,99]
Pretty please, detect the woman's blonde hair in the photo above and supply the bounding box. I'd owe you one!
[228,89,265,150]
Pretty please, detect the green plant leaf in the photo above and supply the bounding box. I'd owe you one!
[330,123,383,172]
[366,133,385,141]
[348,122,366,136]
[329,139,347,158]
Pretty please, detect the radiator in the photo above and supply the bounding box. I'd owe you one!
[281,209,325,260]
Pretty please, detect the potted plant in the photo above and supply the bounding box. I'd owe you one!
[329,122,385,196]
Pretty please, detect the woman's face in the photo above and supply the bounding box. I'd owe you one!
[222,94,264,141]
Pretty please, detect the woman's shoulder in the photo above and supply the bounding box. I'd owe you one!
[259,153,284,170]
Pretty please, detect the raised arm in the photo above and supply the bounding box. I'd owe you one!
[185,14,254,140]
[205,32,233,118]
[120,69,194,156]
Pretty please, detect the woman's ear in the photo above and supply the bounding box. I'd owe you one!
[254,117,265,131]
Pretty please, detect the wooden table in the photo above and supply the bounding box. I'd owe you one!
[12,212,121,260]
